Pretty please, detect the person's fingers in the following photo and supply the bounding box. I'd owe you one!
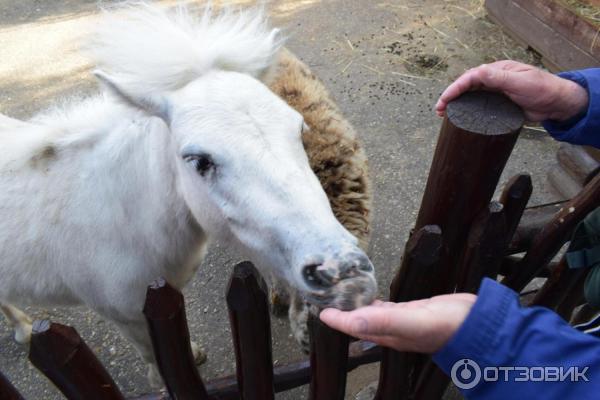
[320,306,398,338]
[320,307,374,337]
[320,306,442,353]
[430,292,476,302]
[435,67,484,112]
[319,308,413,349]
[435,61,535,114]
[435,70,474,110]
[373,300,397,308]
[487,59,529,72]
[355,334,408,351]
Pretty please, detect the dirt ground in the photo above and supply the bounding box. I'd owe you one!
[0,1,562,399]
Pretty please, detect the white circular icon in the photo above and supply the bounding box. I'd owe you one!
[451,358,482,390]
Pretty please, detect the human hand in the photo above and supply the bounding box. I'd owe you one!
[319,293,476,354]
[435,60,589,122]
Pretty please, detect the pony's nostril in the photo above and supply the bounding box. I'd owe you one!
[302,263,335,288]
[302,254,373,290]
[358,259,374,273]
[344,253,373,274]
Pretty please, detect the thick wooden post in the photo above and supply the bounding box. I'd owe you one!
[503,172,600,292]
[29,320,124,400]
[0,370,24,400]
[375,225,442,400]
[143,278,209,400]
[414,91,523,295]
[227,262,275,400]
[308,316,350,400]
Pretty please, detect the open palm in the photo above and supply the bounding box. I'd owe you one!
[320,293,476,354]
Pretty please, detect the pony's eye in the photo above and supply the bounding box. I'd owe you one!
[185,154,215,176]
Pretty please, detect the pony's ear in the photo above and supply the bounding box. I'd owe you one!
[93,70,171,124]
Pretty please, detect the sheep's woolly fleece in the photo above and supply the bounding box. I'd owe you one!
[267,48,372,250]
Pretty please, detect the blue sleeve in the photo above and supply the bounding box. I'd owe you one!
[432,278,600,399]
[543,69,600,148]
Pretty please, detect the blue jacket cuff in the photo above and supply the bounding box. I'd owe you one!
[432,278,514,370]
[543,69,600,148]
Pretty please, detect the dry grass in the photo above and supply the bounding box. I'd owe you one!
[561,0,600,26]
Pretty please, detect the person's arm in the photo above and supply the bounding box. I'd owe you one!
[320,277,600,399]
[542,69,600,147]
[435,61,600,148]
[433,278,600,399]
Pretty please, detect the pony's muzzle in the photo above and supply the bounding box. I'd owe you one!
[302,252,373,288]
[301,252,377,310]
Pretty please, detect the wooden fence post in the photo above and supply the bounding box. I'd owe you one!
[29,320,125,400]
[503,172,600,292]
[506,202,564,255]
[556,277,587,321]
[413,91,523,296]
[571,304,598,325]
[374,225,442,400]
[414,202,509,399]
[143,277,210,400]
[227,262,275,400]
[530,257,586,313]
[500,174,533,244]
[308,316,350,400]
[0,370,24,400]
[456,202,507,292]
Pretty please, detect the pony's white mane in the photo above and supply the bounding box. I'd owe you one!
[1,2,283,168]
[88,1,283,97]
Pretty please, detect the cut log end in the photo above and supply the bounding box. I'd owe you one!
[32,320,51,335]
[446,91,525,135]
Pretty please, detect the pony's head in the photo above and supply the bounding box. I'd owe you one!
[90,2,376,310]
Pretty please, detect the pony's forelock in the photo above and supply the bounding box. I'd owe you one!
[87,1,283,97]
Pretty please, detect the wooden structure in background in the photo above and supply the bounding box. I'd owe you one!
[485,0,600,71]
[2,90,599,399]
[548,143,600,198]
[485,0,600,207]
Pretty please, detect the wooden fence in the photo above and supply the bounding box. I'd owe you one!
[2,90,599,399]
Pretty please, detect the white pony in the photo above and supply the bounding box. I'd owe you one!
[0,1,377,386]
